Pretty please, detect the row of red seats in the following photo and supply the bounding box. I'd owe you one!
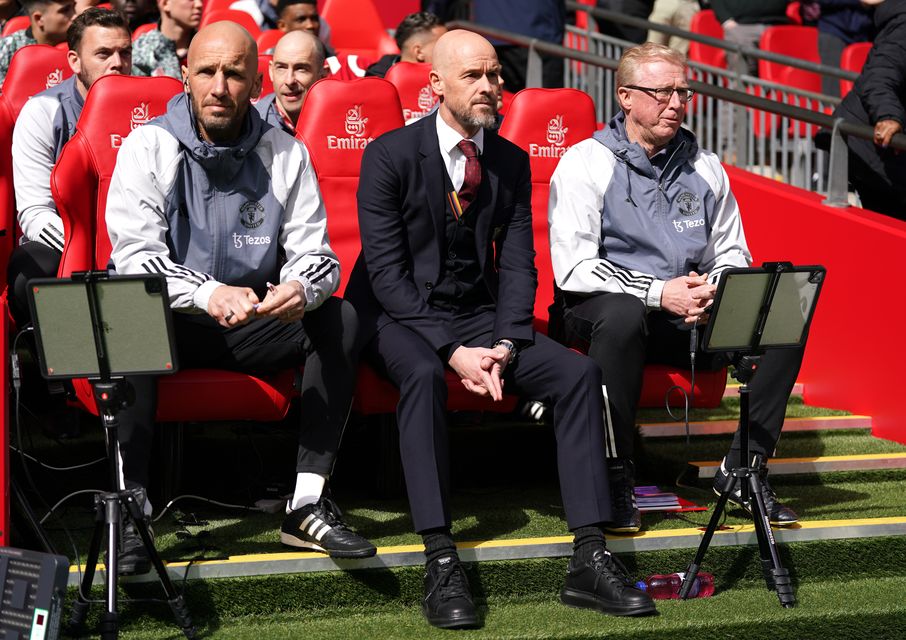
[687,10,871,97]
[42,74,726,429]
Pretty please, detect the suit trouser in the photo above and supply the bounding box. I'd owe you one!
[363,310,612,533]
[561,292,805,468]
[116,296,359,491]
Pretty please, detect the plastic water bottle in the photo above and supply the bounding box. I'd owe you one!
[635,572,715,599]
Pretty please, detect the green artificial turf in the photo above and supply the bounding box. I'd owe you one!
[636,396,850,423]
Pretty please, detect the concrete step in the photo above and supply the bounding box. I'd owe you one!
[640,415,872,438]
[90,516,906,586]
[689,452,906,479]
[724,382,805,397]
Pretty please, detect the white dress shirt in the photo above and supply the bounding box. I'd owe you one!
[435,112,485,192]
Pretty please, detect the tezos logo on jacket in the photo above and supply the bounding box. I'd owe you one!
[404,85,436,121]
[530,115,569,158]
[239,201,265,229]
[328,104,374,149]
[45,68,63,89]
[677,192,701,216]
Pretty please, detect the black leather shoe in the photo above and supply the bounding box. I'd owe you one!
[713,459,799,526]
[604,458,642,534]
[423,555,479,629]
[560,549,656,616]
[281,496,377,558]
[117,520,152,576]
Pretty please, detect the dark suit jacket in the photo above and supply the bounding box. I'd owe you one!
[345,112,537,353]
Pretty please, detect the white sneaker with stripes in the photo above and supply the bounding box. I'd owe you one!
[280,496,377,558]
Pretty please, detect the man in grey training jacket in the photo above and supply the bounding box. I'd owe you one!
[105,21,374,575]
[548,43,805,535]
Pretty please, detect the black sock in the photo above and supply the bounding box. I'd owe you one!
[572,525,606,564]
[422,528,456,565]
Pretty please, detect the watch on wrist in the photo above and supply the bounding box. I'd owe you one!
[493,339,517,364]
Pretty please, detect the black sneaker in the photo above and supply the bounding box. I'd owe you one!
[281,496,377,558]
[422,554,479,629]
[713,459,799,526]
[116,520,152,576]
[604,458,642,534]
[560,549,656,616]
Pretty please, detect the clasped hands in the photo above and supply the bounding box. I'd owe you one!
[207,281,307,328]
[661,271,716,324]
[448,343,512,401]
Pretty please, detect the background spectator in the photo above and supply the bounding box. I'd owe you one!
[597,0,655,44]
[647,0,701,55]
[131,0,201,78]
[803,0,875,96]
[710,0,790,75]
[834,0,906,218]
[111,0,157,32]
[366,11,446,78]
[0,1,23,32]
[0,0,75,85]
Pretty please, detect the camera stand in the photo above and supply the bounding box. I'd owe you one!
[679,355,794,607]
[676,262,825,608]
[69,381,196,639]
[26,272,193,638]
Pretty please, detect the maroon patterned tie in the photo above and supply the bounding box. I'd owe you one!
[456,139,481,211]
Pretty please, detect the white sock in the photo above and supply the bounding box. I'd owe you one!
[287,473,326,513]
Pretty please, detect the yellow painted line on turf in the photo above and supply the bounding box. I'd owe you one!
[690,452,906,467]
[69,516,906,575]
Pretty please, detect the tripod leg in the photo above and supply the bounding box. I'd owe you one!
[679,473,736,599]
[69,496,106,631]
[748,473,795,607]
[123,495,197,639]
[99,496,121,640]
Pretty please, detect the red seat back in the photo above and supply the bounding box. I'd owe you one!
[321,0,398,60]
[131,22,157,42]
[253,54,273,104]
[498,88,597,329]
[384,61,435,122]
[786,1,803,25]
[296,76,403,294]
[0,45,73,286]
[257,28,283,53]
[199,9,262,39]
[52,75,183,277]
[1,15,29,37]
[688,10,726,70]
[758,25,821,93]
[839,41,872,96]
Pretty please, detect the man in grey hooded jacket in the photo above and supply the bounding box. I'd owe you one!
[549,43,804,534]
[106,21,375,575]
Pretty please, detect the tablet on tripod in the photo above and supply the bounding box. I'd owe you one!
[702,263,825,353]
[27,272,178,379]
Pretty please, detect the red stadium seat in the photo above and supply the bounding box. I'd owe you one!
[257,28,283,53]
[498,88,597,331]
[50,75,298,422]
[295,76,403,295]
[325,52,371,79]
[383,61,435,122]
[1,15,28,37]
[839,41,871,97]
[499,88,726,408]
[786,1,803,25]
[0,45,73,296]
[321,0,398,61]
[253,54,273,104]
[199,9,262,39]
[295,77,519,414]
[202,0,238,17]
[131,22,157,41]
[688,10,726,69]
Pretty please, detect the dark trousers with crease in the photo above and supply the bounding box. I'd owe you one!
[560,292,805,468]
[362,309,612,533]
[116,296,359,491]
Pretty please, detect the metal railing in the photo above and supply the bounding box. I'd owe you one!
[446,19,906,208]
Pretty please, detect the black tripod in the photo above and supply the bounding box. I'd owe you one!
[678,354,795,607]
[69,380,196,639]
[676,261,825,607]
[25,271,195,638]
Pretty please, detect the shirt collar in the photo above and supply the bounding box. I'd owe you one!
[436,110,485,155]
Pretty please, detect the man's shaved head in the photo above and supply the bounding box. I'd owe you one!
[183,22,262,143]
[269,30,326,125]
[430,30,502,137]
